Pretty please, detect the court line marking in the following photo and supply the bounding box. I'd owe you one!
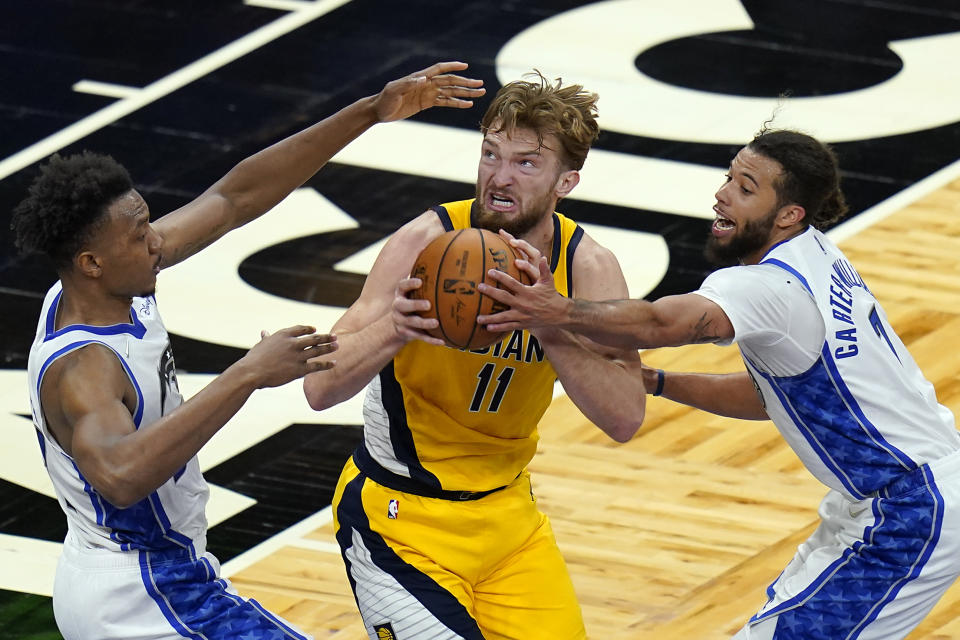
[828,155,960,244]
[0,0,354,181]
[245,0,317,10]
[72,80,140,99]
[221,506,334,577]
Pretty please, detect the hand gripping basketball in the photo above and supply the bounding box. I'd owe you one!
[408,229,532,350]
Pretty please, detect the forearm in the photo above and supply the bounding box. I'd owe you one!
[560,298,667,349]
[303,314,405,411]
[645,368,768,420]
[214,96,378,224]
[93,362,259,507]
[538,329,645,442]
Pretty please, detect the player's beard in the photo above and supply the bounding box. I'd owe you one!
[473,184,554,238]
[704,206,778,266]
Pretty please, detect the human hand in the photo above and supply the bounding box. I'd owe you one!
[244,326,338,388]
[372,61,485,123]
[476,231,567,333]
[392,277,445,346]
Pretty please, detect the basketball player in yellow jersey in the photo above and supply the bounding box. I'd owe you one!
[303,72,646,640]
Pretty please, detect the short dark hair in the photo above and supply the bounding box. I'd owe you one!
[481,71,600,171]
[12,152,133,269]
[748,130,849,230]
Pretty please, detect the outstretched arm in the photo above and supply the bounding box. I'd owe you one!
[45,327,336,508]
[494,231,647,442]
[640,364,768,420]
[478,233,734,350]
[154,61,484,267]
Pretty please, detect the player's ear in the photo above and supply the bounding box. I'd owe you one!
[555,169,580,199]
[777,203,806,228]
[75,251,103,278]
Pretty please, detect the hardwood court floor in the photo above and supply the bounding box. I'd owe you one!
[227,176,960,638]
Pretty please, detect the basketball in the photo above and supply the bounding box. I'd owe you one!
[409,229,532,350]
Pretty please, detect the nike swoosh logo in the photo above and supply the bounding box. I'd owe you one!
[849,506,869,518]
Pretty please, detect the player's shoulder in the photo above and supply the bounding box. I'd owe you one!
[42,341,128,405]
[390,209,448,250]
[569,229,620,276]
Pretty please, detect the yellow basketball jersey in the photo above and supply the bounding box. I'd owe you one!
[356,199,584,493]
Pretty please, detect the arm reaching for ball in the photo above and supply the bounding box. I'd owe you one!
[303,212,446,411]
[480,230,647,443]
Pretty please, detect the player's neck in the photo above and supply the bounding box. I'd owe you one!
[55,280,135,330]
[519,213,557,265]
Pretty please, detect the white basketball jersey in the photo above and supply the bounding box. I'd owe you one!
[27,282,208,552]
[703,228,959,499]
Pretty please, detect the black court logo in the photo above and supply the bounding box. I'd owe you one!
[374,623,396,639]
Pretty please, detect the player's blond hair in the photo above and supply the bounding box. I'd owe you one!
[480,71,599,171]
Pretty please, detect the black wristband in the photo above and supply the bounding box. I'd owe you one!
[652,369,665,397]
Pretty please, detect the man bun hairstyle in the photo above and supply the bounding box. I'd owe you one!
[12,152,133,269]
[481,70,600,171]
[748,129,849,230]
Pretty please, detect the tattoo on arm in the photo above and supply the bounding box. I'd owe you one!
[691,312,720,344]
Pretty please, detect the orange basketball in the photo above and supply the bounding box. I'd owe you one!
[409,229,532,350]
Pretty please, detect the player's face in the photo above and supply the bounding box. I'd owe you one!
[92,190,164,298]
[474,126,571,237]
[706,147,784,266]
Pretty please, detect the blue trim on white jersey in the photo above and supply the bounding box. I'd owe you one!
[819,343,916,474]
[756,351,916,496]
[760,258,813,295]
[44,289,147,341]
[751,361,866,499]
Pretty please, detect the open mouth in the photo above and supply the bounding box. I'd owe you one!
[489,192,516,211]
[712,208,735,234]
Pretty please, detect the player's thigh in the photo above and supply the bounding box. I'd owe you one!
[473,512,586,640]
[333,460,485,639]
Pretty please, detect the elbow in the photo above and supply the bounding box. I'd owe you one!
[604,412,644,443]
[91,468,144,509]
[303,375,334,412]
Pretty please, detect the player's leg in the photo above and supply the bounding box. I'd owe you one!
[737,457,960,640]
[332,456,485,640]
[54,531,312,639]
[471,475,586,640]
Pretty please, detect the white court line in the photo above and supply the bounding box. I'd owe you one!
[828,155,960,244]
[220,506,334,578]
[0,533,61,597]
[245,0,317,10]
[0,0,355,181]
[72,80,140,99]
[287,537,343,554]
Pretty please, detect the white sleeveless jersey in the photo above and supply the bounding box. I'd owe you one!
[698,227,959,500]
[27,282,208,552]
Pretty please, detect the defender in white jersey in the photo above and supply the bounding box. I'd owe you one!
[479,129,960,639]
[11,62,484,640]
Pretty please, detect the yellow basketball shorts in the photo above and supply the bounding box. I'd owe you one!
[332,456,586,640]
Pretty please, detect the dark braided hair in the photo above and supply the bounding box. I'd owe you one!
[748,130,849,230]
[12,152,133,269]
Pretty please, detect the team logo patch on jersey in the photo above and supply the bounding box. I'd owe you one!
[374,622,396,639]
[387,499,399,519]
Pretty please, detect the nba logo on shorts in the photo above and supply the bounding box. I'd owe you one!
[387,499,399,519]
[374,623,396,639]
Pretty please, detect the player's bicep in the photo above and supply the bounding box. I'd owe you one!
[56,347,138,485]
